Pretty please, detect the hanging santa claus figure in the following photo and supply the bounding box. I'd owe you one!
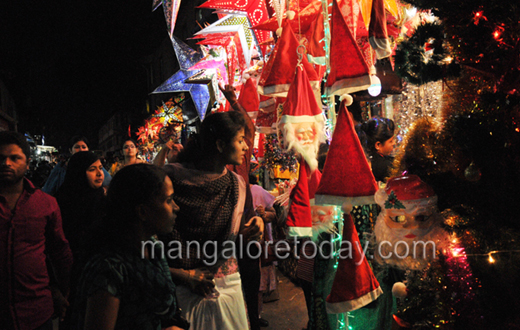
[374,174,449,271]
[277,66,325,173]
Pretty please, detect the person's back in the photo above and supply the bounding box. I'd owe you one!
[0,131,73,330]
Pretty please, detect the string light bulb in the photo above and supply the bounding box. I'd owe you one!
[368,76,382,97]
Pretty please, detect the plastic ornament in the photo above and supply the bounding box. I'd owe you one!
[464,162,481,182]
[368,76,382,97]
[286,10,296,20]
[392,282,408,298]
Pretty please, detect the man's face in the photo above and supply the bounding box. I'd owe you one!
[0,144,29,185]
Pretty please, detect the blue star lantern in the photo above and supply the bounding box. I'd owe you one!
[152,36,210,121]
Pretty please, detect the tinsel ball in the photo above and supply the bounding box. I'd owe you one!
[392,282,408,298]
[464,162,481,182]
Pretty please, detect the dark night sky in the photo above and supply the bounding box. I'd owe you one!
[0,0,209,151]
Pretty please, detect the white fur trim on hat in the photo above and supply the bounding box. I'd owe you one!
[279,114,324,124]
[287,226,313,238]
[339,94,354,106]
[326,75,372,96]
[315,194,375,208]
[326,286,383,313]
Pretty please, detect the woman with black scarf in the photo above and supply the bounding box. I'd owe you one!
[55,151,106,327]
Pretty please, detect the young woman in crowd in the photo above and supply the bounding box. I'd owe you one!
[42,135,112,195]
[109,138,146,176]
[72,164,186,329]
[160,111,263,329]
[55,151,107,327]
[358,117,396,183]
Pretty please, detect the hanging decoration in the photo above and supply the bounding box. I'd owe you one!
[394,21,461,85]
[159,0,182,37]
[188,47,229,86]
[261,133,298,173]
[325,0,374,96]
[152,36,210,120]
[258,22,320,97]
[197,0,271,56]
[136,95,185,150]
[194,14,254,73]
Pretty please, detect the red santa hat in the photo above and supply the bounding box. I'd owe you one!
[258,21,320,98]
[286,160,314,238]
[279,66,324,172]
[256,96,277,134]
[325,0,375,96]
[374,175,438,214]
[315,96,378,209]
[280,66,324,125]
[368,0,392,59]
[237,77,260,113]
[325,212,383,313]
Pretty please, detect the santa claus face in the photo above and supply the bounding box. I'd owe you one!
[311,205,336,225]
[374,205,445,270]
[293,122,317,145]
[382,207,438,240]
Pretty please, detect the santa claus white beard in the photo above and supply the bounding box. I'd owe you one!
[373,213,449,270]
[283,123,320,171]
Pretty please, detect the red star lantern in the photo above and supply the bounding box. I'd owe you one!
[198,0,271,55]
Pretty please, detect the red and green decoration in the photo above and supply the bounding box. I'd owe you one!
[136,95,185,150]
[384,191,406,210]
[394,21,461,85]
[261,133,298,173]
[398,0,520,95]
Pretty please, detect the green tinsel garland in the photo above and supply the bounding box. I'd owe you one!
[394,22,461,85]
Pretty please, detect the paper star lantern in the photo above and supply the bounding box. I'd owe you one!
[198,0,271,55]
[152,36,210,120]
[152,0,163,11]
[158,0,182,37]
[252,0,321,34]
[189,57,229,86]
[194,14,253,70]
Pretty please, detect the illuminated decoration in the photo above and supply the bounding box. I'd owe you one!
[367,75,381,96]
[136,96,185,148]
[261,133,298,173]
[152,36,210,120]
[198,0,271,56]
[194,14,254,71]
[472,10,486,25]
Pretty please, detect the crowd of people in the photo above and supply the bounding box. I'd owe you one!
[0,86,397,330]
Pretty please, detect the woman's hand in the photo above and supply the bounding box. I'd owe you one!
[242,216,264,241]
[185,268,215,297]
[218,84,237,104]
[255,205,266,218]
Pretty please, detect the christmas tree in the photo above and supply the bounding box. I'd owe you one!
[388,0,520,328]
